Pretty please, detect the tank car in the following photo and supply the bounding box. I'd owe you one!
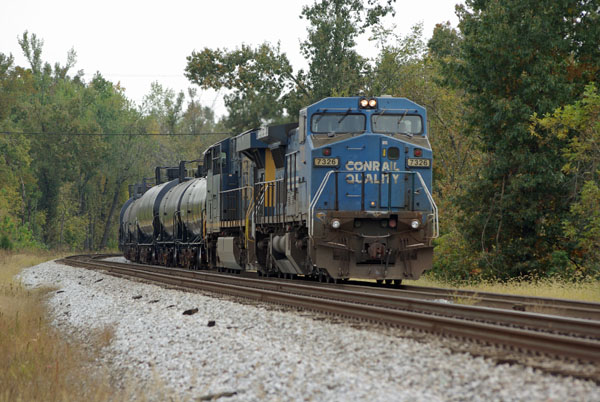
[119,96,438,283]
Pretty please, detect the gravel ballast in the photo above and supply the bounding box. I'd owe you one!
[19,259,600,401]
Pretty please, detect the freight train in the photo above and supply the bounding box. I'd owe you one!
[119,96,438,283]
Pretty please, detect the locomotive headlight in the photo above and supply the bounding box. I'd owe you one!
[359,98,369,108]
[368,98,377,108]
[410,219,420,230]
[331,219,341,229]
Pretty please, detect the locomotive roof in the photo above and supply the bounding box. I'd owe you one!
[306,96,426,114]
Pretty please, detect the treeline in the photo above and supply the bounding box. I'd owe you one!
[0,33,225,251]
[1,0,599,280]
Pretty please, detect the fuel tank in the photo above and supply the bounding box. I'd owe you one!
[135,180,179,238]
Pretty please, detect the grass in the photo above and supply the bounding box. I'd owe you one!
[0,250,131,402]
[407,274,600,303]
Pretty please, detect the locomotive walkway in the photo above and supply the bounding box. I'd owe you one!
[60,254,600,380]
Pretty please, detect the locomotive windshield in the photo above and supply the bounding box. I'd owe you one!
[372,114,423,135]
[311,113,365,134]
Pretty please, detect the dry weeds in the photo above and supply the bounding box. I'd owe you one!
[0,251,133,401]
[409,275,600,303]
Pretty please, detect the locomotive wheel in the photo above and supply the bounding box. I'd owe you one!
[376,279,383,285]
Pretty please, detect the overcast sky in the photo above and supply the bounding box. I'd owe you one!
[0,0,461,117]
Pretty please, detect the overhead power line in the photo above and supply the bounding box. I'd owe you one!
[0,131,232,137]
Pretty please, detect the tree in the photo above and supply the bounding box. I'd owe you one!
[300,0,395,99]
[141,81,184,135]
[185,43,295,132]
[88,73,155,250]
[179,88,215,135]
[534,83,600,275]
[0,32,162,250]
[453,0,600,278]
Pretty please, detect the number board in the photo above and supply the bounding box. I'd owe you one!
[406,158,431,168]
[313,157,340,167]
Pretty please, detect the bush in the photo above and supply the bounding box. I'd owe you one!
[0,234,13,250]
[0,215,45,251]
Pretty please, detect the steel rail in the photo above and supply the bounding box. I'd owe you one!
[304,281,600,321]
[59,255,600,364]
[401,284,600,311]
[394,284,600,321]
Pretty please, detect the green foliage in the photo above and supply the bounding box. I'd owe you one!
[185,43,294,132]
[141,81,184,135]
[300,0,395,99]
[0,234,12,250]
[0,215,45,251]
[451,0,600,278]
[1,31,220,251]
[427,22,463,88]
[535,83,600,277]
[429,230,481,283]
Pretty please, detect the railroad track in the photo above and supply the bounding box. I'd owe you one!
[84,254,600,321]
[326,282,600,321]
[59,254,600,372]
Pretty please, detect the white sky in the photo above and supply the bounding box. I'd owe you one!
[0,0,461,118]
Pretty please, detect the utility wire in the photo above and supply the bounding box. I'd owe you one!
[0,131,232,137]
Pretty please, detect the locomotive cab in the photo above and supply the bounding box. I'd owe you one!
[303,96,438,281]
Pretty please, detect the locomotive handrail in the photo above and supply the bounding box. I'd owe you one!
[308,170,347,237]
[309,170,439,239]
[254,178,285,226]
[219,185,254,194]
[413,171,439,239]
[219,185,253,224]
[254,178,284,185]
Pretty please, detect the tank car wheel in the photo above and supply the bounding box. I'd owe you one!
[376,279,383,285]
[393,279,402,288]
[385,279,393,286]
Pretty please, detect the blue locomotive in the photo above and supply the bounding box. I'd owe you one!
[119,96,438,283]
